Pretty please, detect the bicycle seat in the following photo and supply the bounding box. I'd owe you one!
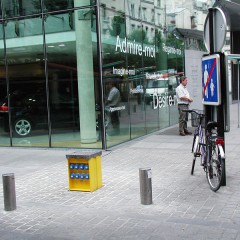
[206,121,218,131]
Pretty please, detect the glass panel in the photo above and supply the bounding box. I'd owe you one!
[43,0,74,12]
[2,0,41,17]
[0,2,2,18]
[141,0,154,23]
[154,1,165,29]
[0,23,10,146]
[126,16,145,139]
[1,0,75,17]
[46,8,101,148]
[144,24,160,133]
[4,17,49,147]
[0,76,9,146]
[5,18,43,39]
[169,73,180,126]
[168,34,184,126]
[0,21,3,40]
[125,0,141,20]
[100,8,130,147]
[100,0,125,13]
[44,11,73,34]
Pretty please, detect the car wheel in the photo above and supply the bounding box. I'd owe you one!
[14,118,32,137]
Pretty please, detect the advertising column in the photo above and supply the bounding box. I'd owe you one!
[74,0,97,143]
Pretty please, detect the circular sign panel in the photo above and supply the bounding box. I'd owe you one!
[204,7,227,52]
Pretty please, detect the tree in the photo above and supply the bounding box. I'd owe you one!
[109,15,125,37]
[128,28,148,43]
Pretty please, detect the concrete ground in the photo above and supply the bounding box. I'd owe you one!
[0,103,240,240]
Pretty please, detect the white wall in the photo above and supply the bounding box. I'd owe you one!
[185,49,206,110]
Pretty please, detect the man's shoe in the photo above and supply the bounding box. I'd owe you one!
[184,130,192,135]
[179,132,186,136]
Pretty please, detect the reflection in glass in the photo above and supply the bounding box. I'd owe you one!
[100,0,125,13]
[45,11,79,148]
[43,0,74,11]
[0,27,9,146]
[125,0,141,19]
[0,0,186,150]
[2,0,41,17]
[44,12,73,33]
[126,16,146,139]
[46,8,100,148]
[4,17,49,147]
[100,8,130,147]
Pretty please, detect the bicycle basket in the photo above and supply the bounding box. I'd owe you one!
[191,110,205,128]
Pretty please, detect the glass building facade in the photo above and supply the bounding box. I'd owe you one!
[0,0,187,149]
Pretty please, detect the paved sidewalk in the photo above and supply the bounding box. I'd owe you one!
[0,103,240,240]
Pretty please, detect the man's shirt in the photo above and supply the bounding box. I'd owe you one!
[176,84,190,105]
[107,87,120,107]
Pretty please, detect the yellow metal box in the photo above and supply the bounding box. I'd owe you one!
[66,150,102,192]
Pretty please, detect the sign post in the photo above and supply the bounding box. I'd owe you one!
[203,7,228,186]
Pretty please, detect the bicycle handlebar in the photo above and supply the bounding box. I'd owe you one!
[182,109,205,116]
[181,109,192,113]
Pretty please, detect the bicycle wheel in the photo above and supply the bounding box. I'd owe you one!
[206,143,224,192]
[191,135,199,175]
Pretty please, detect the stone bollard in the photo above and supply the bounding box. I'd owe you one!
[2,173,17,211]
[139,168,152,205]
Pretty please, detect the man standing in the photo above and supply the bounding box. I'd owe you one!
[176,76,193,136]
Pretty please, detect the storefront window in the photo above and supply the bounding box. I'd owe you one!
[46,8,100,148]
[45,11,79,148]
[1,0,75,18]
[43,0,74,11]
[0,0,187,150]
[167,33,184,125]
[4,17,49,147]
[2,0,41,17]
[44,11,73,34]
[126,17,146,139]
[100,8,130,147]
[144,26,161,133]
[0,23,9,146]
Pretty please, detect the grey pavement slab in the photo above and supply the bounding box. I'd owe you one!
[0,103,240,239]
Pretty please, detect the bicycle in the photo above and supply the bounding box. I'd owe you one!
[183,109,225,192]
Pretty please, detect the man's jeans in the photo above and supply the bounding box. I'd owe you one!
[178,104,189,133]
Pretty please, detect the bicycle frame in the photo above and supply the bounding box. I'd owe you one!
[192,113,206,166]
[198,125,206,166]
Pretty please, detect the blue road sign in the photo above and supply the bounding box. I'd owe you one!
[202,54,221,106]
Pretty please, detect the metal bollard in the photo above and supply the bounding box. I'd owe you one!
[2,173,17,211]
[139,168,152,205]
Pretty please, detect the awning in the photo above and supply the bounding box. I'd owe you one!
[173,28,203,41]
